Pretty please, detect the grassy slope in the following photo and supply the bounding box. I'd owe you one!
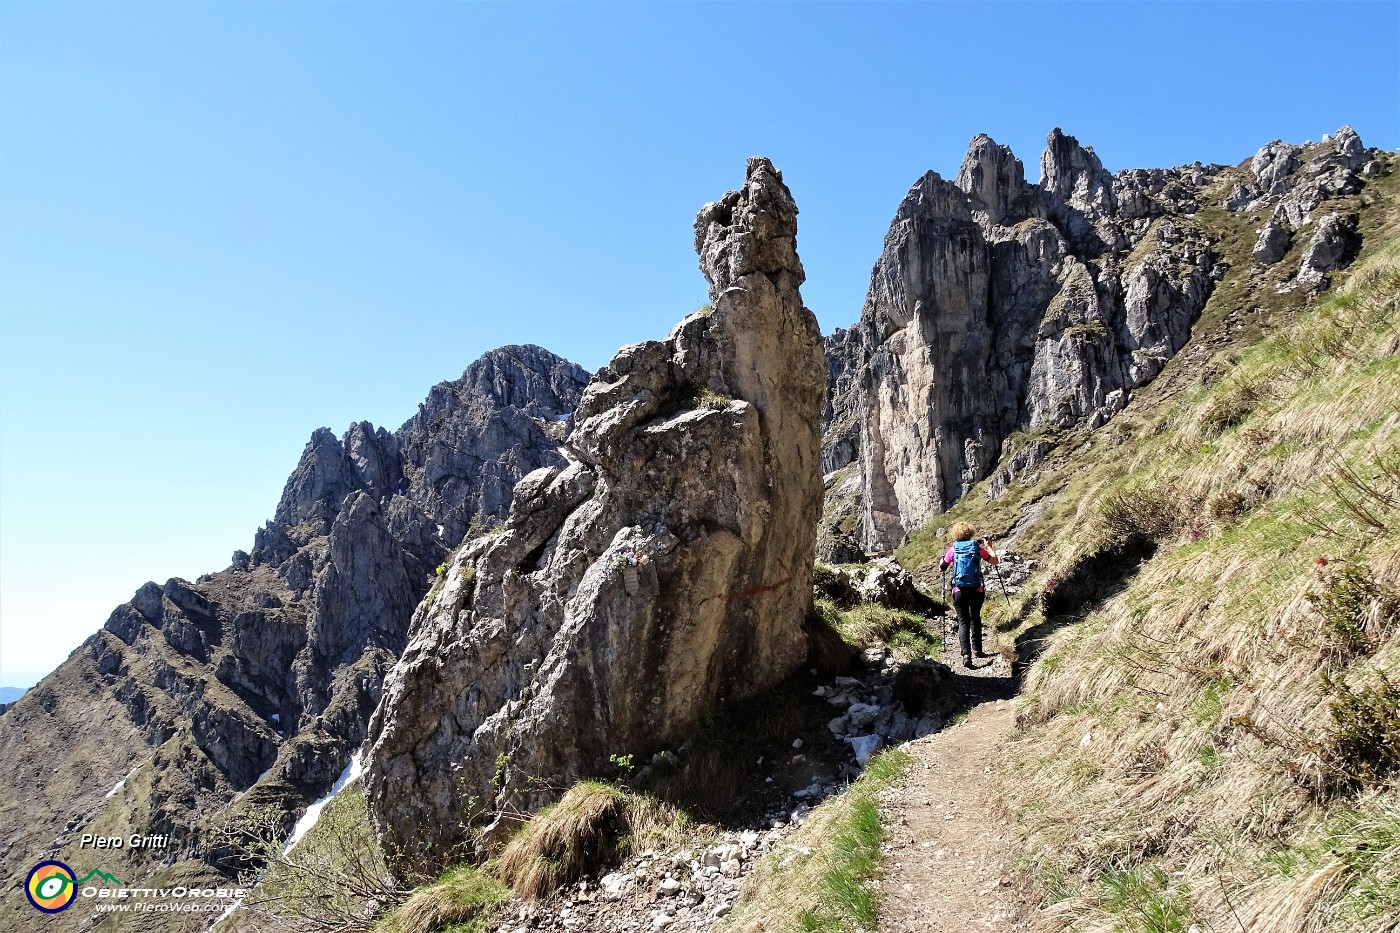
[893,157,1400,931]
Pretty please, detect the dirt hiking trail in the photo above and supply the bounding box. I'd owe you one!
[877,637,1030,932]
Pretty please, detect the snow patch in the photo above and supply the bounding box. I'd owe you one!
[283,748,364,854]
[209,893,245,930]
[105,763,142,799]
[213,747,366,930]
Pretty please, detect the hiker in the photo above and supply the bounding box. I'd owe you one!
[940,523,998,668]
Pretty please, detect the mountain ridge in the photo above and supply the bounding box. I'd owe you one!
[0,344,588,933]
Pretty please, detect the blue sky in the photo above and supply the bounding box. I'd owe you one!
[2,1,1397,687]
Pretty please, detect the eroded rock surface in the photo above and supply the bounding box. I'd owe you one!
[821,126,1382,556]
[1298,211,1360,290]
[1232,126,1368,228]
[365,158,826,873]
[823,129,1218,553]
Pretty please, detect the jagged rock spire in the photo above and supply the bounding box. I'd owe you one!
[365,157,826,874]
[956,133,1026,225]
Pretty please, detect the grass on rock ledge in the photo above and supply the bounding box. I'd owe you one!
[495,781,687,899]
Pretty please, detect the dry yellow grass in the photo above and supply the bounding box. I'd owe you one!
[984,237,1400,932]
[494,781,683,899]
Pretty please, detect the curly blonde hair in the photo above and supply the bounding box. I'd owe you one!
[950,522,976,541]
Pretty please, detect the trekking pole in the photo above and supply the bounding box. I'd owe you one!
[981,538,1011,609]
[991,559,1012,609]
[937,566,950,655]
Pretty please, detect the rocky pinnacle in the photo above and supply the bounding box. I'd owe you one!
[364,157,826,874]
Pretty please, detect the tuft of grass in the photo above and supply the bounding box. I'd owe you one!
[1099,862,1196,933]
[687,385,732,411]
[887,628,940,661]
[813,597,936,655]
[376,865,506,933]
[494,781,682,899]
[806,583,941,669]
[719,749,911,933]
[1191,373,1275,440]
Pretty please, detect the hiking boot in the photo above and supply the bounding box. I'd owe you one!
[962,656,974,669]
[974,651,992,659]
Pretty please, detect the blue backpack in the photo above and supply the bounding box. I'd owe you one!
[951,539,983,588]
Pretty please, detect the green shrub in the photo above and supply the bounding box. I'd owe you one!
[1309,563,1399,659]
[1323,673,1400,795]
[1096,485,1181,548]
[608,753,635,777]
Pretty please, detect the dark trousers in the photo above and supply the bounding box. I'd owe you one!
[953,588,985,659]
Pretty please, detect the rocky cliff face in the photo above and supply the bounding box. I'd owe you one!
[0,346,587,932]
[364,157,826,874]
[822,126,1380,556]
